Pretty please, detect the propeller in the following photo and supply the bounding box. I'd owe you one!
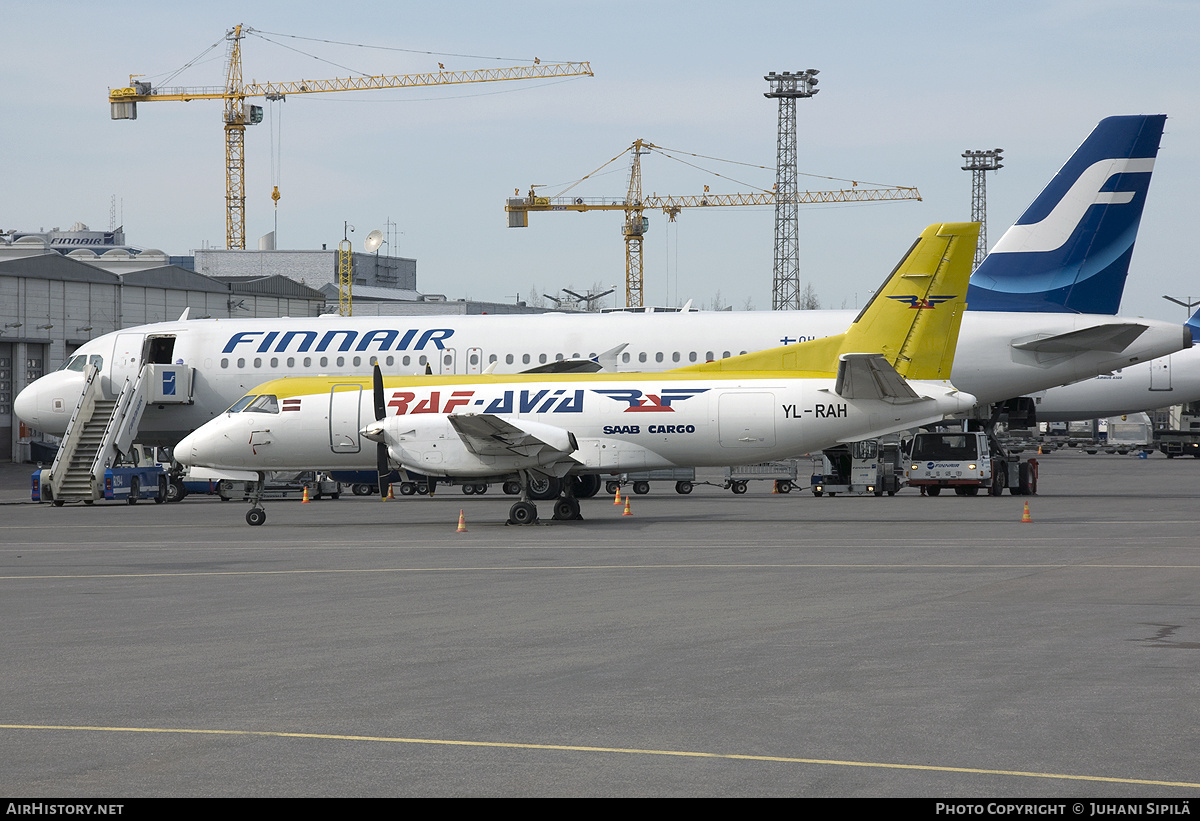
[373,363,390,499]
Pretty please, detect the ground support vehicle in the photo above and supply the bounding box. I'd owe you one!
[905,429,1037,496]
[605,468,697,496]
[723,461,799,495]
[1153,429,1200,458]
[33,464,166,505]
[811,439,904,497]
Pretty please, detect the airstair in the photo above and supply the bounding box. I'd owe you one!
[47,364,153,502]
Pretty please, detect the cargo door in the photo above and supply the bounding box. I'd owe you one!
[718,392,776,449]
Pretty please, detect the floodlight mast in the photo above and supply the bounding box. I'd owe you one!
[962,148,1004,269]
[765,69,819,310]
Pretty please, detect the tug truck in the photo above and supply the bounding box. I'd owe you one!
[905,430,1036,496]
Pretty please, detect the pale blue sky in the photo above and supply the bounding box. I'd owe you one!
[2,1,1196,319]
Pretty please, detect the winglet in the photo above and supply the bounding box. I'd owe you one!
[674,222,978,380]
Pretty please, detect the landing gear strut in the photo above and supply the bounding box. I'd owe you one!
[245,472,267,526]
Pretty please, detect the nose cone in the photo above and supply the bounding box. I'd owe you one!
[174,429,202,467]
[14,371,85,433]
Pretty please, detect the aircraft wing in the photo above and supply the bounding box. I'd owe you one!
[519,343,628,374]
[833,353,924,404]
[447,413,578,460]
[1011,323,1147,354]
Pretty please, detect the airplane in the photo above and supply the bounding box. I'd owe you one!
[15,114,1189,460]
[1022,311,1200,421]
[174,222,982,526]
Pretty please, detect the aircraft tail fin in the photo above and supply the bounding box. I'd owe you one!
[674,221,978,380]
[968,114,1166,314]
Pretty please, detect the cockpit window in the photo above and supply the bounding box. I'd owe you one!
[244,394,280,414]
[61,356,86,372]
[226,394,258,414]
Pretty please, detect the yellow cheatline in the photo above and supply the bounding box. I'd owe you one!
[1,724,1197,789]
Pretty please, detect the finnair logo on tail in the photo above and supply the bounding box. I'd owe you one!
[991,157,1154,255]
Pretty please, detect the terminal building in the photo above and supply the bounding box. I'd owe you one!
[0,223,550,462]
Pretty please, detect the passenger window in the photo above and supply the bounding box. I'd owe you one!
[304,357,312,368]
[270,357,279,368]
[506,354,514,365]
[672,352,680,363]
[638,352,647,363]
[253,358,262,368]
[237,358,246,368]
[655,352,664,363]
[622,353,631,364]
[522,354,531,365]
[539,354,547,364]
[221,358,229,369]
[688,352,697,362]
[287,357,295,368]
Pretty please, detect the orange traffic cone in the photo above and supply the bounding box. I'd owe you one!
[301,486,311,504]
[622,497,632,516]
[1021,501,1032,523]
[386,483,394,500]
[772,481,779,494]
[613,487,622,505]
[457,509,468,533]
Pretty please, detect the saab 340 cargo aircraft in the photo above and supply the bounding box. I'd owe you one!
[15,115,1188,452]
[175,223,981,525]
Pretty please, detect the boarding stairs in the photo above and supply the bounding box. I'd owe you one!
[47,364,152,502]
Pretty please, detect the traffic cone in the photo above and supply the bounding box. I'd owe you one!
[1021,501,1032,523]
[386,483,394,500]
[622,497,632,516]
[301,486,311,504]
[772,481,779,494]
[613,487,622,505]
[457,509,468,533]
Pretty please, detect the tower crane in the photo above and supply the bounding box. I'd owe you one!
[505,139,921,308]
[109,24,593,249]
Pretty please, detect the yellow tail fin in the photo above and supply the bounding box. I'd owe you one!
[672,222,979,379]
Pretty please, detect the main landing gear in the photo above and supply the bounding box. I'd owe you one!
[507,472,585,524]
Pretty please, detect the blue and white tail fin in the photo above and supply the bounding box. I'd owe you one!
[967,114,1166,314]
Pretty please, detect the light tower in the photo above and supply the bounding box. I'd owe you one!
[765,69,819,310]
[961,148,1003,269]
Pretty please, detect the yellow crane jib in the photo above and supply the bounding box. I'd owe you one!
[109,24,593,249]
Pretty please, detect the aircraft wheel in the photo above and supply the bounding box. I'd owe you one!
[731,481,747,495]
[528,477,561,501]
[552,497,580,521]
[675,481,693,495]
[508,501,537,525]
[166,479,187,503]
[632,481,650,495]
[127,477,140,505]
[572,474,602,499]
[503,481,521,496]
[926,486,941,497]
[246,507,267,526]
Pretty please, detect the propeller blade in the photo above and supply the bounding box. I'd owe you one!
[377,442,390,500]
[373,363,386,422]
